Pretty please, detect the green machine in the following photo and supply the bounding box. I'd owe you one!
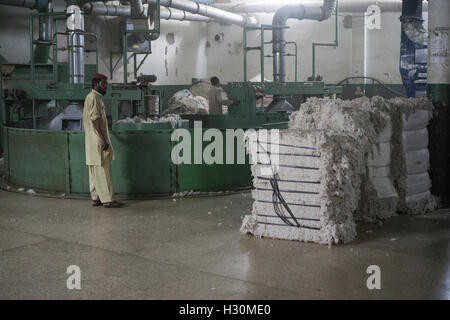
[0,1,342,198]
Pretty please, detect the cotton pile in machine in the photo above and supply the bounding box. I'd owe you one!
[163,80,231,115]
[241,96,435,245]
[163,89,209,115]
[117,114,183,128]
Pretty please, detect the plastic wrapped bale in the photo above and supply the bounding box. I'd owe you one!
[361,124,399,221]
[240,129,360,245]
[289,97,398,221]
[359,97,399,221]
[389,97,435,214]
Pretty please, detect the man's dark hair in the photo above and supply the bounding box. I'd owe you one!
[210,76,220,86]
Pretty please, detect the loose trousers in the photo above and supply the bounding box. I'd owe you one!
[89,161,114,203]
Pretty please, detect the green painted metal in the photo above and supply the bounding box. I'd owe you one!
[115,120,189,132]
[3,125,257,196]
[29,12,68,82]
[176,129,252,192]
[7,128,67,191]
[339,83,406,99]
[224,81,342,115]
[33,43,51,64]
[312,0,339,79]
[151,84,191,113]
[243,24,292,83]
[285,41,298,82]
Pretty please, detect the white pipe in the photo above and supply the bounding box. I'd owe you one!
[83,3,212,22]
[213,0,427,13]
[143,0,258,27]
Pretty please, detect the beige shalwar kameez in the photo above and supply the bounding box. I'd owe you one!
[83,90,115,203]
[208,86,232,115]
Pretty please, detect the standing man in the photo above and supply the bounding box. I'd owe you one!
[83,73,123,208]
[208,76,238,115]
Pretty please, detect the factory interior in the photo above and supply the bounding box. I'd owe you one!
[0,0,449,301]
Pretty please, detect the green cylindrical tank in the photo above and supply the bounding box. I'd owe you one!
[2,123,255,197]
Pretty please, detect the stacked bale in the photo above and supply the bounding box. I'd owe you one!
[389,98,435,214]
[241,96,435,245]
[241,129,360,245]
[289,97,399,221]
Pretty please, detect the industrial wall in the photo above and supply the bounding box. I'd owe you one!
[0,2,427,86]
[205,10,428,84]
[0,1,209,85]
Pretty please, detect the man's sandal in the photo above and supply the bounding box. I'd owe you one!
[92,200,102,207]
[103,200,124,208]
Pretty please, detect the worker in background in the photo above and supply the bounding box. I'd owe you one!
[208,76,238,115]
[83,73,123,208]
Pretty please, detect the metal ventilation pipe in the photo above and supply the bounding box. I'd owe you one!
[213,0,427,13]
[82,3,131,17]
[143,0,258,27]
[0,1,53,40]
[0,0,44,9]
[267,0,336,112]
[38,0,52,42]
[82,3,212,22]
[273,0,336,84]
[160,7,212,22]
[66,4,85,84]
[130,0,147,18]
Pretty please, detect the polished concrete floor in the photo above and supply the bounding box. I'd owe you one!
[0,189,449,300]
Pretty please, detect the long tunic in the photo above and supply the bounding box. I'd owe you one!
[83,90,115,166]
[208,86,232,115]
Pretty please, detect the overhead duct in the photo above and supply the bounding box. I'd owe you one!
[143,0,258,27]
[213,0,427,13]
[83,3,212,22]
[0,0,48,9]
[160,7,212,22]
[82,3,131,17]
[130,0,147,18]
[267,0,337,113]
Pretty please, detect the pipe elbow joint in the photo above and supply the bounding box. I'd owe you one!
[272,5,305,26]
[81,3,92,15]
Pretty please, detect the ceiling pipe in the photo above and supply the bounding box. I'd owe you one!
[0,0,46,9]
[273,0,336,84]
[142,0,258,27]
[267,0,337,113]
[82,3,212,22]
[161,7,212,22]
[130,0,147,18]
[213,0,427,13]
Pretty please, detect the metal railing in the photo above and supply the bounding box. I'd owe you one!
[243,24,297,83]
[311,0,339,79]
